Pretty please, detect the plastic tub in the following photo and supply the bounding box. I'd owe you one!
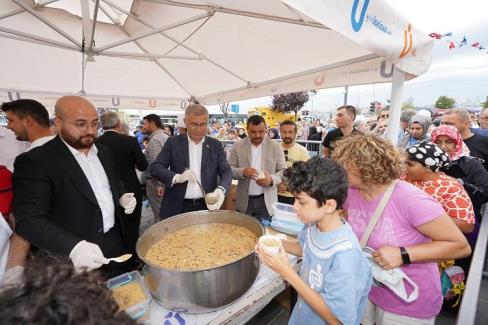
[271,202,300,222]
[107,271,151,321]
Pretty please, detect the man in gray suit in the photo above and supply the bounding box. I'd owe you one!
[228,115,287,221]
[151,104,232,219]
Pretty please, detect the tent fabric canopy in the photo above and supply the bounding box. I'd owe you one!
[0,0,433,109]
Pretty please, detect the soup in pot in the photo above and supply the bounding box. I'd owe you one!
[145,223,258,270]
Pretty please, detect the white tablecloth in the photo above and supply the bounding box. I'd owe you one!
[147,254,300,325]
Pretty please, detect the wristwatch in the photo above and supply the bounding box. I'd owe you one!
[400,247,411,265]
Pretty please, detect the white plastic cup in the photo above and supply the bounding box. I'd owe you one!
[259,235,282,254]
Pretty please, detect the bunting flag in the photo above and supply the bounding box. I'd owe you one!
[429,32,443,39]
[459,37,467,47]
[429,32,487,54]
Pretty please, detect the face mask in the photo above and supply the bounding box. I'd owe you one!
[363,247,419,303]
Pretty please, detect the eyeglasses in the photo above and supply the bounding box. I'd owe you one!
[59,118,99,131]
[380,114,389,119]
[188,122,207,129]
[284,149,289,162]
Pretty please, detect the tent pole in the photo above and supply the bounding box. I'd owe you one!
[96,13,210,52]
[386,66,405,144]
[0,0,59,20]
[12,0,82,48]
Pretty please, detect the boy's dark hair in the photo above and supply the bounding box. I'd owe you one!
[143,113,162,129]
[284,156,348,208]
[1,99,50,128]
[0,252,136,325]
[246,115,266,128]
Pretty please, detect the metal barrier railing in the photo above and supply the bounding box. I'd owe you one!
[220,139,324,157]
[456,210,488,324]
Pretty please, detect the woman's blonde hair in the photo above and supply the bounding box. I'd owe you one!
[332,135,404,185]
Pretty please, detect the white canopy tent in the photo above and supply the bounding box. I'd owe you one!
[0,0,434,143]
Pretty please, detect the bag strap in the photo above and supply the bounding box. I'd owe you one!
[360,180,398,248]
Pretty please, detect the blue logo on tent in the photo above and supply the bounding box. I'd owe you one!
[351,0,370,32]
[231,104,239,113]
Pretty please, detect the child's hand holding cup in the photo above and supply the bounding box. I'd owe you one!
[258,234,287,254]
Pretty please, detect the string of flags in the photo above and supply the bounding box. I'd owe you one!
[429,32,487,53]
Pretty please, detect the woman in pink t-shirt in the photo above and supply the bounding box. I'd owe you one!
[332,135,471,325]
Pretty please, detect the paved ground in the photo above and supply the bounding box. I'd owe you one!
[139,204,488,325]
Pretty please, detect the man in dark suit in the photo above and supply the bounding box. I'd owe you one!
[151,103,232,219]
[97,112,148,255]
[13,96,137,275]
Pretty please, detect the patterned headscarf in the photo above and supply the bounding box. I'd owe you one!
[431,125,469,161]
[406,142,450,171]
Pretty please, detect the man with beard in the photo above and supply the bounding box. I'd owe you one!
[141,114,168,223]
[1,99,54,151]
[277,120,310,205]
[228,115,287,221]
[13,96,137,275]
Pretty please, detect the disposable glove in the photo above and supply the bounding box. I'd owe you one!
[119,192,137,214]
[205,187,225,210]
[69,240,109,272]
[173,169,197,184]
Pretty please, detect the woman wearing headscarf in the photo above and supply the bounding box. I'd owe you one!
[431,125,488,224]
[398,114,431,149]
[402,142,475,234]
[333,135,470,324]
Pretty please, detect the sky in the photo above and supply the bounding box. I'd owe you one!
[210,0,488,115]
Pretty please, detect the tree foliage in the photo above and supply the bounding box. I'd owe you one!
[483,96,488,109]
[435,96,456,109]
[271,91,316,119]
[218,102,230,120]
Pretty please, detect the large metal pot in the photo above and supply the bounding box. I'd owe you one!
[136,210,264,313]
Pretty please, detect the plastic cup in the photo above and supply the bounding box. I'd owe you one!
[259,235,282,254]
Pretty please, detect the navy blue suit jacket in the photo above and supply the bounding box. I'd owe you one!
[150,134,232,219]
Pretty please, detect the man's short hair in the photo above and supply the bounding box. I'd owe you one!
[246,115,266,128]
[143,114,162,129]
[185,103,208,117]
[100,112,120,130]
[443,108,470,122]
[280,119,297,132]
[1,99,50,128]
[336,105,357,120]
[284,157,348,208]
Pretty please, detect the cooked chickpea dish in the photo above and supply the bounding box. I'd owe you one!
[145,223,258,270]
[112,281,146,311]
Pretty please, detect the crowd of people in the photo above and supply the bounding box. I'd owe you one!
[0,96,486,324]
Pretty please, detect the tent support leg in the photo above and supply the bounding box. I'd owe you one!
[386,65,405,144]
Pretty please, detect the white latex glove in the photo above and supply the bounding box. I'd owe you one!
[69,240,109,272]
[173,169,197,184]
[205,188,225,210]
[119,192,137,214]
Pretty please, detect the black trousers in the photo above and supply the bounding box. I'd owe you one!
[122,196,143,255]
[101,222,136,278]
[180,198,207,214]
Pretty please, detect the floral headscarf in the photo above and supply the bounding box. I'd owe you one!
[406,142,450,171]
[431,125,470,161]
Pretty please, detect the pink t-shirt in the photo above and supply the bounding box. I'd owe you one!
[343,180,445,319]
